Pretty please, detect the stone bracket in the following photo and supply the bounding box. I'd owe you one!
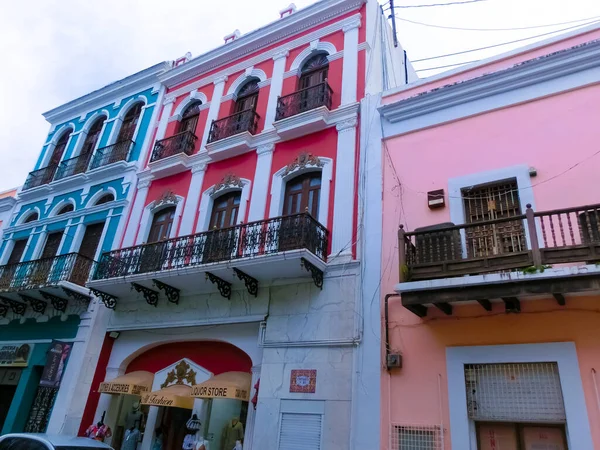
[300,258,324,290]
[132,283,159,307]
[62,287,91,303]
[206,272,232,299]
[19,294,47,315]
[40,291,68,313]
[153,279,180,304]
[0,296,26,316]
[90,288,118,310]
[233,268,258,297]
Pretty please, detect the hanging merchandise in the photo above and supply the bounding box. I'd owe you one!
[122,427,141,450]
[186,414,202,431]
[183,431,196,450]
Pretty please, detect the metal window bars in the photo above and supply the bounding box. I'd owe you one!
[150,131,198,162]
[90,140,134,169]
[207,109,260,143]
[275,81,333,121]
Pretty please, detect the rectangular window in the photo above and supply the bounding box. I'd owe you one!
[278,412,322,450]
[391,425,442,450]
[476,422,567,449]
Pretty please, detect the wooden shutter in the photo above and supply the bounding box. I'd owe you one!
[178,103,201,134]
[7,240,27,264]
[50,132,70,166]
[78,222,105,259]
[278,413,322,450]
[209,192,241,230]
[147,207,176,243]
[283,173,321,217]
[117,103,143,142]
[40,232,63,259]
[81,118,105,155]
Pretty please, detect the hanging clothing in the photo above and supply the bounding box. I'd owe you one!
[183,434,196,450]
[95,425,112,442]
[195,438,209,450]
[221,420,244,450]
[122,428,141,450]
[186,416,202,431]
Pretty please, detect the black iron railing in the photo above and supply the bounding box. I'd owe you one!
[399,203,600,281]
[150,131,197,162]
[275,81,333,121]
[207,109,260,143]
[54,152,92,181]
[90,140,133,170]
[93,213,328,280]
[23,166,58,190]
[0,253,95,291]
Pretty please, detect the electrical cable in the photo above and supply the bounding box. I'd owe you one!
[395,0,489,8]
[394,13,600,31]
[415,59,480,71]
[412,19,600,62]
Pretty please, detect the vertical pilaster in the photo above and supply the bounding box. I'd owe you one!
[200,76,228,150]
[341,17,361,105]
[331,117,358,260]
[264,51,289,128]
[154,95,176,144]
[179,163,208,235]
[121,179,151,248]
[247,145,275,221]
[243,365,262,450]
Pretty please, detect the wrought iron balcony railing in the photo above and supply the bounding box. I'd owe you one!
[207,109,260,144]
[90,140,133,170]
[54,152,92,181]
[0,253,95,292]
[93,213,328,280]
[150,131,197,163]
[399,203,600,282]
[275,81,333,121]
[23,165,58,190]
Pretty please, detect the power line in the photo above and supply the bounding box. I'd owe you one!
[415,59,480,71]
[412,19,600,62]
[395,0,489,8]
[394,14,600,31]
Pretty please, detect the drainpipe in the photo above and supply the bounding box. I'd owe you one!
[384,293,402,369]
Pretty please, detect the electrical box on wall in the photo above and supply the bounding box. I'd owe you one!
[387,353,403,369]
[427,189,445,209]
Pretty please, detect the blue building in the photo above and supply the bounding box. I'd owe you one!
[0,61,170,436]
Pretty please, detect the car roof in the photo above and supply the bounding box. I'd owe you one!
[0,434,113,448]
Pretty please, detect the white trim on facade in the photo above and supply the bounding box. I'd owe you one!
[247,145,275,221]
[136,194,185,245]
[179,163,208,235]
[107,96,148,146]
[196,178,252,233]
[264,51,289,130]
[72,110,110,158]
[289,40,338,75]
[170,90,209,122]
[226,68,268,96]
[446,342,594,450]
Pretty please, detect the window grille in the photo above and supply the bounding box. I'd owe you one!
[465,363,566,422]
[391,424,442,450]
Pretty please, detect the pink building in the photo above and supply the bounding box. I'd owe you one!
[378,25,600,450]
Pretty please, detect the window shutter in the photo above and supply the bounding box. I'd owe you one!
[278,412,322,450]
[465,363,566,422]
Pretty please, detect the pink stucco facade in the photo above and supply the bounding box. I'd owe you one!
[380,26,600,450]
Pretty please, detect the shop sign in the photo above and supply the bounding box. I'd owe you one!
[98,382,150,396]
[0,343,33,367]
[141,393,175,407]
[191,385,249,401]
[289,369,317,393]
[40,341,72,388]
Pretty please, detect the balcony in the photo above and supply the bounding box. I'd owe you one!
[23,165,56,190]
[150,131,197,163]
[54,152,92,181]
[0,253,94,319]
[90,140,133,170]
[88,213,328,307]
[397,204,600,316]
[205,110,259,160]
[275,81,333,121]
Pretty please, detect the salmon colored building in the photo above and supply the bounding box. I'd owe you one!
[378,25,600,450]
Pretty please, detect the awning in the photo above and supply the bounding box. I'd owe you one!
[98,371,154,396]
[191,371,251,401]
[141,384,194,409]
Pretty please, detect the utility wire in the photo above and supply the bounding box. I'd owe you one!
[412,19,600,62]
[415,59,480,71]
[395,0,489,8]
[394,14,600,31]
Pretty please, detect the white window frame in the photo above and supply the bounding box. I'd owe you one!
[136,195,185,245]
[195,179,251,233]
[277,399,325,450]
[446,342,593,450]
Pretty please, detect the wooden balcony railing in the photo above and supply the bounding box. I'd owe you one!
[150,131,197,163]
[54,152,92,181]
[0,253,95,292]
[207,109,259,144]
[90,140,133,170]
[92,213,328,280]
[23,165,57,190]
[398,204,600,282]
[275,81,333,121]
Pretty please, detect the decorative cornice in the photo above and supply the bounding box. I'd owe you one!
[343,17,361,33]
[214,173,244,192]
[256,144,275,155]
[283,152,323,176]
[336,117,358,131]
[155,190,179,207]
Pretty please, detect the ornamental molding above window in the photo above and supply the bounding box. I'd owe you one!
[154,190,180,208]
[160,360,197,388]
[214,173,244,193]
[283,152,323,176]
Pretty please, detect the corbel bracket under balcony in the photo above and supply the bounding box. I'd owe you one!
[132,283,159,308]
[90,288,118,310]
[0,303,7,318]
[301,258,324,290]
[19,294,47,315]
[206,272,232,299]
[233,268,258,297]
[152,279,180,304]
[40,291,68,313]
[0,296,26,316]
[62,287,91,303]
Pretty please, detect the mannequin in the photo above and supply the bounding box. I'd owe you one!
[122,426,141,450]
[221,418,243,450]
[125,401,143,430]
[182,428,196,450]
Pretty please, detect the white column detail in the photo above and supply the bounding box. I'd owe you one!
[243,365,262,450]
[264,51,289,129]
[341,18,361,105]
[179,164,208,235]
[155,95,176,143]
[247,145,275,221]
[200,76,228,151]
[121,179,151,248]
[331,118,358,260]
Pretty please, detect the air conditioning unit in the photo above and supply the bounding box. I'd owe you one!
[387,353,402,369]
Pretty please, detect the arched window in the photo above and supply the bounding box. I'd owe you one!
[203,191,242,263]
[147,206,176,243]
[56,204,74,215]
[116,103,143,143]
[23,212,39,223]
[49,130,71,167]
[178,102,201,134]
[299,53,329,90]
[209,191,241,230]
[234,79,260,114]
[94,193,115,205]
[283,172,322,218]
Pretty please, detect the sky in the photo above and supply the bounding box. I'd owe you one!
[0,0,597,191]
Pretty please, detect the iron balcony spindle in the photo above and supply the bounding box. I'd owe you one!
[275,81,333,121]
[23,165,58,190]
[90,140,134,169]
[150,131,198,162]
[54,152,93,181]
[207,109,260,143]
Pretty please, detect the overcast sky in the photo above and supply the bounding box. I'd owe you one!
[0,0,597,191]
